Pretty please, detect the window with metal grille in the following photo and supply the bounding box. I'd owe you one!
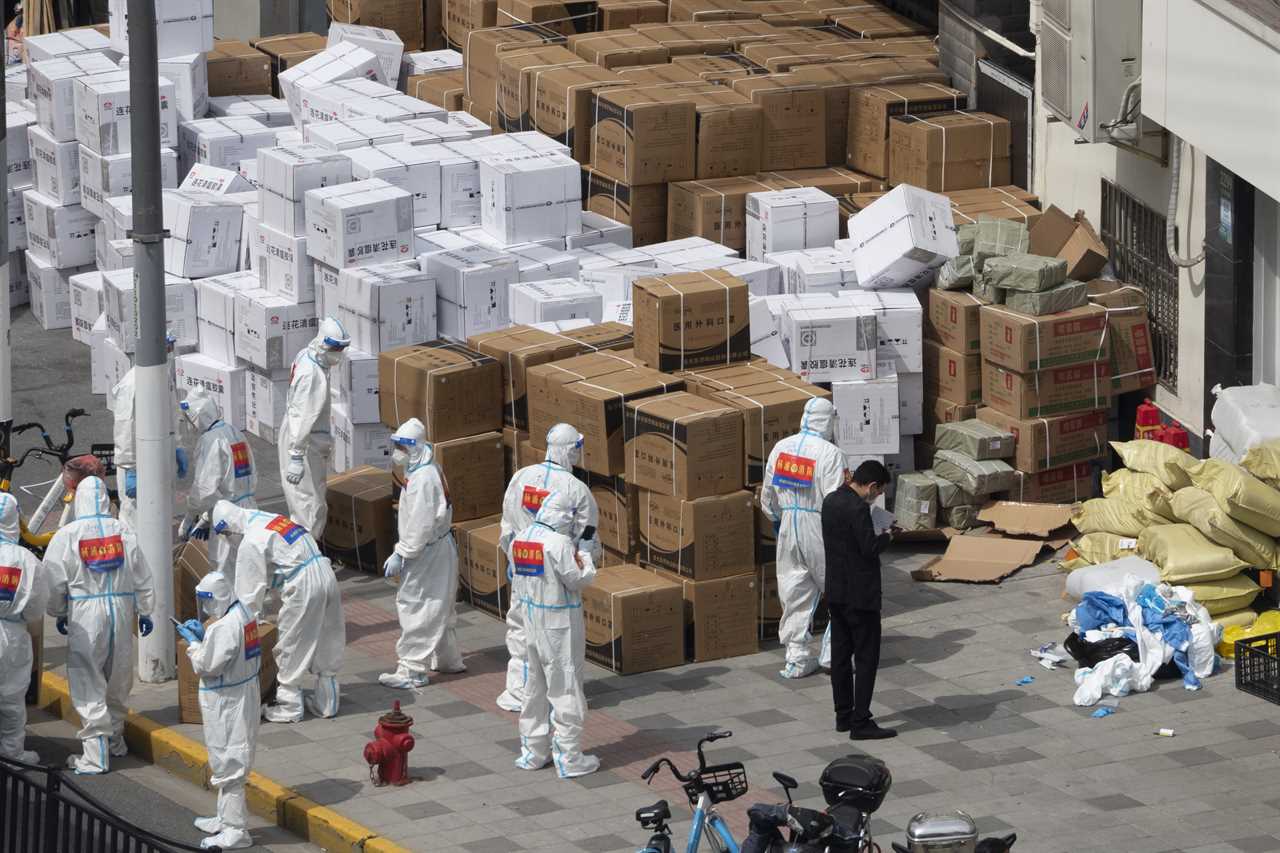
[1100,179,1179,392]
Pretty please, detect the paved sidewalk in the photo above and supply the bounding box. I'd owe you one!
[39,545,1280,853]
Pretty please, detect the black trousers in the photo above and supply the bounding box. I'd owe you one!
[829,603,881,725]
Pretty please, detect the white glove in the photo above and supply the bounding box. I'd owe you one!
[285,455,305,485]
[383,552,404,578]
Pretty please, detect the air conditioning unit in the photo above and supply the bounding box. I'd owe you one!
[1039,0,1142,144]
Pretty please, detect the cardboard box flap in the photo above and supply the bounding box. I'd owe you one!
[977,501,1075,538]
[912,535,1043,583]
[589,562,683,595]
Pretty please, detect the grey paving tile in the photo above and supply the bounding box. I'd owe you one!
[1166,748,1224,767]
[568,769,630,790]
[507,796,561,817]
[736,709,795,727]
[395,800,454,820]
[462,837,523,853]
[627,713,683,730]
[258,729,309,748]
[429,701,486,719]
[1228,721,1280,740]
[1084,794,1145,811]
[441,760,494,781]
[974,815,1016,833]
[892,779,939,798]
[1007,617,1056,635]
[869,818,902,836]
[707,746,757,763]
[574,834,634,853]
[1229,837,1280,852]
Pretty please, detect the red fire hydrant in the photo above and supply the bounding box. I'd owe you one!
[364,701,415,786]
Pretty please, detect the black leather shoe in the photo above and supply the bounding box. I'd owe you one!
[835,718,852,733]
[849,721,897,741]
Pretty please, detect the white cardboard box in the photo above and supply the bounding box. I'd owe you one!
[122,52,207,121]
[234,288,318,372]
[782,303,877,383]
[446,111,492,139]
[531,318,593,333]
[22,189,96,268]
[254,221,315,303]
[399,116,473,145]
[425,246,517,340]
[305,178,414,270]
[6,187,27,253]
[343,93,443,124]
[95,232,135,271]
[414,144,480,228]
[195,270,257,331]
[331,401,391,472]
[677,256,781,297]
[602,300,632,326]
[745,187,838,262]
[27,124,80,205]
[506,244,580,282]
[400,49,462,80]
[162,189,244,278]
[69,270,105,344]
[336,262,438,353]
[893,370,924,435]
[579,263,658,304]
[175,352,247,430]
[5,67,27,105]
[347,143,443,228]
[571,242,655,270]
[177,116,277,178]
[510,278,603,325]
[94,319,134,395]
[180,163,253,195]
[257,143,353,237]
[832,376,900,455]
[637,236,737,261]
[207,95,292,127]
[748,294,788,369]
[7,105,36,188]
[109,0,213,59]
[842,288,924,375]
[102,195,134,242]
[24,29,115,64]
[101,267,196,351]
[333,347,381,424]
[29,53,120,142]
[766,247,857,295]
[245,366,290,443]
[566,210,633,249]
[296,78,396,125]
[79,146,179,219]
[302,117,405,151]
[279,42,386,125]
[73,70,178,155]
[847,184,958,290]
[7,251,28,306]
[328,22,405,87]
[479,152,581,245]
[314,263,340,317]
[26,251,91,330]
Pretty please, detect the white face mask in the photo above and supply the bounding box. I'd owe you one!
[391,448,409,468]
[198,595,218,619]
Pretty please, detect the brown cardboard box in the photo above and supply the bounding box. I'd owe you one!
[667,175,779,249]
[731,75,827,171]
[599,547,631,567]
[251,33,327,97]
[849,82,967,178]
[625,391,745,498]
[446,0,498,48]
[979,304,1109,373]
[631,23,735,56]
[597,0,669,28]
[434,431,505,521]
[950,198,1043,228]
[463,98,504,133]
[633,269,751,372]
[755,562,829,640]
[888,111,1013,193]
[710,380,831,484]
[322,466,396,574]
[561,321,635,352]
[637,489,754,580]
[753,486,775,564]
[583,564,685,673]
[174,540,213,623]
[179,623,277,724]
[378,340,503,440]
[497,44,585,131]
[568,31,669,68]
[206,41,272,97]
[462,24,558,115]
[688,90,765,179]
[1087,283,1157,393]
[469,325,586,428]
[580,469,638,554]
[743,37,937,72]
[926,289,984,355]
[764,166,884,197]
[503,426,533,480]
[924,339,982,406]
[615,63,705,85]
[923,397,977,443]
[589,88,697,185]
[532,65,628,162]
[581,166,669,246]
[830,4,932,37]
[454,516,510,619]
[1030,206,1109,281]
[976,407,1108,473]
[498,0,600,36]
[677,360,800,396]
[1005,462,1098,504]
[408,70,467,110]
[667,0,749,20]
[328,0,426,48]
[669,53,765,85]
[652,568,759,662]
[426,0,447,49]
[982,360,1111,419]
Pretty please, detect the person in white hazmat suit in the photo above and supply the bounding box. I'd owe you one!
[278,317,350,542]
[508,491,600,778]
[379,418,466,689]
[495,423,599,713]
[44,476,155,773]
[0,494,48,764]
[111,332,188,531]
[178,388,257,587]
[175,572,260,850]
[211,500,345,723]
[760,398,846,679]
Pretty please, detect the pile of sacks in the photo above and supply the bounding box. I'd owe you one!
[893,419,1017,531]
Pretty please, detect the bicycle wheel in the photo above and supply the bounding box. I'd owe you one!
[704,816,736,853]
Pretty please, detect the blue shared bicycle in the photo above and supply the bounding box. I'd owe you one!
[635,730,748,853]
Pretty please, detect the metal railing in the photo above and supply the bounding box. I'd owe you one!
[0,753,216,853]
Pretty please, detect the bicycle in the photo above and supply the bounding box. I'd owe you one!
[636,730,749,853]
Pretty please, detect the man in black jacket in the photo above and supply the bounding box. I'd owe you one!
[822,460,895,740]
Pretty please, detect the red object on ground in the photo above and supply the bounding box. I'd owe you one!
[364,701,416,786]
[1161,423,1190,451]
[1135,398,1162,440]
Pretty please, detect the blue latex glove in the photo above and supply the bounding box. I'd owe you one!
[191,524,209,541]
[384,552,404,578]
[772,519,781,538]
[124,469,137,499]
[138,615,154,637]
[56,617,68,636]
[180,618,206,643]
[175,448,189,479]
[175,622,198,644]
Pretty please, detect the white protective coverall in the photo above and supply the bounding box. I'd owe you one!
[380,418,465,689]
[185,572,260,850]
[508,491,599,778]
[495,423,599,712]
[110,343,184,531]
[44,477,155,773]
[0,494,47,764]
[213,501,345,723]
[759,398,846,679]
[181,388,258,586]
[278,317,350,542]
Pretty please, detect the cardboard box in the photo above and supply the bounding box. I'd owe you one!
[454,516,509,619]
[584,470,637,555]
[926,288,983,355]
[323,465,395,573]
[233,288,317,371]
[888,111,1012,193]
[251,33,328,98]
[912,535,1042,584]
[162,190,244,278]
[982,360,1111,419]
[624,391,744,498]
[305,178,415,270]
[26,125,79,207]
[22,189,96,268]
[831,376,900,455]
[589,88,696,186]
[730,76,826,172]
[433,431,505,521]
[109,0,213,58]
[636,489,754,581]
[651,569,758,662]
[1030,205,1109,281]
[596,0,669,28]
[923,396,976,443]
[581,167,668,247]
[174,352,248,430]
[23,28,115,64]
[254,221,315,303]
[331,401,392,471]
[1088,282,1157,393]
[831,4,930,37]
[30,53,121,143]
[493,44,582,130]
[976,406,1108,474]
[177,116,277,177]
[782,303,877,383]
[101,267,196,351]
[461,25,558,115]
[336,262,438,353]
[923,339,981,406]
[844,288,924,375]
[207,40,272,96]
[278,42,386,123]
[118,52,206,123]
[529,64,626,163]
[425,245,519,339]
[709,379,831,484]
[327,0,426,50]
[68,271,103,345]
[849,82,967,179]
[468,325,584,428]
[328,22,406,86]
[979,303,1109,373]
[745,187,838,262]
[632,269,750,372]
[480,153,581,244]
[497,0,599,36]
[582,564,685,674]
[177,622,276,725]
[346,143,443,229]
[510,278,603,326]
[206,94,292,127]
[408,70,466,111]
[378,340,503,439]
[245,366,290,443]
[1005,462,1098,504]
[848,184,958,290]
[568,31,667,69]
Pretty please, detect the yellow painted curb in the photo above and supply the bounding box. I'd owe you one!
[39,672,413,853]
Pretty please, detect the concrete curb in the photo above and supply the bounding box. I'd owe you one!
[39,672,411,853]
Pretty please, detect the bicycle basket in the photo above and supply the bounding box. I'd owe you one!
[686,762,748,805]
[90,444,117,476]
